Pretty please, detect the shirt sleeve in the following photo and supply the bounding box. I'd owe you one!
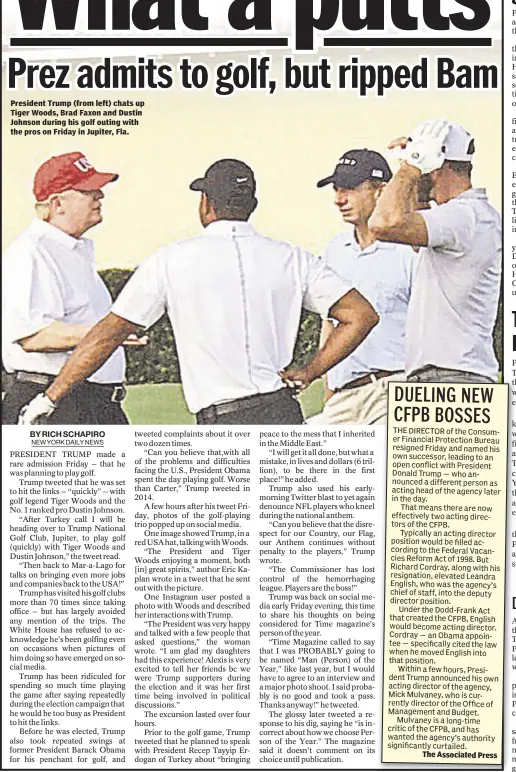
[111,251,167,329]
[301,250,353,317]
[3,246,66,343]
[401,246,419,302]
[419,199,476,258]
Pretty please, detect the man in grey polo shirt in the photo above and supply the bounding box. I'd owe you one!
[313,149,416,424]
[19,159,379,426]
[369,119,501,384]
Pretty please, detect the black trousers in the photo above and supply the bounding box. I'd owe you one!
[196,388,304,425]
[2,380,128,425]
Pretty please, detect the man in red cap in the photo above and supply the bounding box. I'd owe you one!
[2,152,145,424]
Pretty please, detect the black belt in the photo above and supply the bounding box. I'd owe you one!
[197,388,294,422]
[336,370,403,392]
[13,372,127,403]
[408,365,493,382]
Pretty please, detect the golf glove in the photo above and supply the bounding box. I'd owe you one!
[18,393,56,425]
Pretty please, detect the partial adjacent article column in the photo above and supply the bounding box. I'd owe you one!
[382,383,508,765]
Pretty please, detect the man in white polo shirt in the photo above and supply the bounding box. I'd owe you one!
[19,159,379,426]
[369,119,501,384]
[2,151,140,424]
[313,149,417,424]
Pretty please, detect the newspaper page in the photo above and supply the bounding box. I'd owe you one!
[1,0,511,771]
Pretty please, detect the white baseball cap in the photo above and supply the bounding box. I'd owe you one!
[442,121,475,162]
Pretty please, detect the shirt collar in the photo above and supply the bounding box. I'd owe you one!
[456,187,487,201]
[29,218,92,251]
[203,220,257,237]
[340,230,386,256]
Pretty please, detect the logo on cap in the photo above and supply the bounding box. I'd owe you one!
[317,149,392,190]
[190,159,257,198]
[73,157,94,173]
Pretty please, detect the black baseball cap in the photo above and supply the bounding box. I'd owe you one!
[317,149,392,189]
[190,159,256,198]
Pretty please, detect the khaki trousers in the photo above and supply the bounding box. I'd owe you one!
[313,374,404,426]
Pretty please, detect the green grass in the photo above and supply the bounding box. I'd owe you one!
[124,383,195,425]
[123,381,324,425]
[299,380,324,419]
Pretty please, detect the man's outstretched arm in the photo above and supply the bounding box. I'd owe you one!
[46,313,137,403]
[18,313,138,424]
[18,321,95,352]
[280,289,379,389]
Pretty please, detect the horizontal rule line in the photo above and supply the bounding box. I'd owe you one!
[324,36,493,46]
[10,35,493,48]
[9,36,289,47]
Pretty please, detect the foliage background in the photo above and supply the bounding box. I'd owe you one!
[101,268,503,386]
[101,268,323,385]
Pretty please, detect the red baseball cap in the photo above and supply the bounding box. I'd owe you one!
[33,151,119,202]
